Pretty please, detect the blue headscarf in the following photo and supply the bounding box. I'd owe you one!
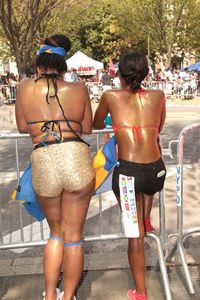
[36,44,67,57]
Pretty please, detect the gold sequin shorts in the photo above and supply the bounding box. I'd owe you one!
[30,141,95,197]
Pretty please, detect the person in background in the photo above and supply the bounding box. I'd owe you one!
[92,70,100,82]
[71,68,79,82]
[15,34,95,300]
[93,52,166,300]
[112,70,121,89]
[64,70,73,82]
[101,69,112,92]
[8,72,18,100]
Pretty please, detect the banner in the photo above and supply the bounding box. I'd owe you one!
[119,175,139,237]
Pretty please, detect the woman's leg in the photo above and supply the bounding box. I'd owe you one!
[61,179,95,300]
[116,192,146,296]
[143,193,155,233]
[128,193,146,295]
[37,194,63,300]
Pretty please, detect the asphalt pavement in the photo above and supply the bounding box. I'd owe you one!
[0,100,200,300]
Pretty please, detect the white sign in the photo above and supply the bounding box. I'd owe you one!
[119,174,139,238]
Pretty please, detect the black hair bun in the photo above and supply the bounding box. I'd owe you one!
[44,35,71,53]
[119,52,149,91]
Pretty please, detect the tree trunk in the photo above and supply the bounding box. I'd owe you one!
[164,46,174,70]
[0,0,63,77]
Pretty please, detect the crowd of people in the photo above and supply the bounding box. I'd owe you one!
[144,67,200,99]
[1,59,200,105]
[48,65,200,101]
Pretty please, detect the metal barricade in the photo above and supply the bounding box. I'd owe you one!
[143,80,200,100]
[0,130,174,300]
[1,81,200,105]
[85,80,200,102]
[0,84,16,104]
[86,82,103,103]
[166,122,200,295]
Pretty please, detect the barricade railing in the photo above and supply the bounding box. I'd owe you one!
[1,80,200,105]
[143,80,200,99]
[0,84,16,104]
[0,130,175,300]
[165,122,200,295]
[87,80,200,102]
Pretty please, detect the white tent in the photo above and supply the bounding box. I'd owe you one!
[66,51,103,75]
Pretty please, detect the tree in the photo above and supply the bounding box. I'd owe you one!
[56,0,145,63]
[2,0,200,73]
[52,0,93,57]
[0,34,11,61]
[0,0,64,75]
[132,0,200,68]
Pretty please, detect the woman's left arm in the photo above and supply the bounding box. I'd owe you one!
[93,92,109,129]
[158,92,166,133]
[15,81,29,133]
[81,84,93,134]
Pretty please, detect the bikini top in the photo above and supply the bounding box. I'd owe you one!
[27,73,89,147]
[27,119,83,146]
[112,87,159,142]
[112,123,159,142]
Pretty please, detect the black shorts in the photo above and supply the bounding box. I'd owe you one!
[112,158,166,197]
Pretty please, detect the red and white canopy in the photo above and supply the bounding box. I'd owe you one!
[66,51,103,75]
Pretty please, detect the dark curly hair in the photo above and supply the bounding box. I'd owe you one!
[35,34,71,73]
[119,52,149,92]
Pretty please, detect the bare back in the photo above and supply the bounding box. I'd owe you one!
[15,77,93,144]
[94,88,166,163]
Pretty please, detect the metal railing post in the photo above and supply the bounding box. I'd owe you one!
[15,138,25,242]
[0,194,3,244]
[159,189,166,252]
[166,123,200,295]
[0,130,174,300]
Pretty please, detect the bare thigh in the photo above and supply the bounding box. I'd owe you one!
[116,192,144,237]
[36,193,62,235]
[61,179,95,242]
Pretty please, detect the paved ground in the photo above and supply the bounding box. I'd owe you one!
[0,159,200,300]
[0,251,200,300]
[0,100,200,300]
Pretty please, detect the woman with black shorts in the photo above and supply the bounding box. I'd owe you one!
[93,52,166,300]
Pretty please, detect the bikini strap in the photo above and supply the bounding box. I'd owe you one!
[34,74,89,147]
[64,240,83,247]
[49,235,63,241]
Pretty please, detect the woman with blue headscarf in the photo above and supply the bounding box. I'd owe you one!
[15,34,95,300]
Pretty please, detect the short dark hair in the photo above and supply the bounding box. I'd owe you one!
[35,34,71,73]
[119,52,149,91]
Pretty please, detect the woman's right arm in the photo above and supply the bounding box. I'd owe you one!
[15,80,29,133]
[93,92,109,129]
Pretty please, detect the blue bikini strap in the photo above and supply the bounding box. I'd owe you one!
[64,240,83,247]
[49,235,63,241]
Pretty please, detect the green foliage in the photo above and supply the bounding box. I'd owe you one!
[56,0,148,63]
[125,0,199,66]
[1,0,200,72]
[0,0,63,74]
[0,26,12,60]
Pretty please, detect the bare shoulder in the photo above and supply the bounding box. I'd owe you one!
[145,89,165,99]
[18,78,34,89]
[64,81,87,90]
[101,88,119,99]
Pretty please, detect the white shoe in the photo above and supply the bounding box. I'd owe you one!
[42,288,61,300]
[59,291,76,300]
